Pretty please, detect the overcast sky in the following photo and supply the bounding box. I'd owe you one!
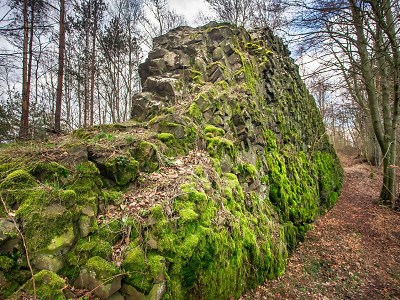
[167,0,211,24]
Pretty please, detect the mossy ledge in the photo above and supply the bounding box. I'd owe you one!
[0,22,343,300]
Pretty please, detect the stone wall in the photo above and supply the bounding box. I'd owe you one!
[0,23,343,300]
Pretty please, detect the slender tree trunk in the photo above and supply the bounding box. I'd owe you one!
[90,0,98,126]
[350,0,398,205]
[54,0,65,132]
[84,0,91,127]
[19,0,30,139]
[55,0,66,132]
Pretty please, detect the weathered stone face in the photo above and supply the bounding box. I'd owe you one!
[127,22,343,299]
[1,22,343,300]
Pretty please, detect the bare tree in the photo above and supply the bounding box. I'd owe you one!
[292,0,400,207]
[205,0,288,30]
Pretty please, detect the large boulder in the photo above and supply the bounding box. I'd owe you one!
[0,22,343,300]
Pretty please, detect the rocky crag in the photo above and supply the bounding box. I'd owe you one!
[0,23,343,300]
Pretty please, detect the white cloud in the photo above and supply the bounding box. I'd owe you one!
[167,0,211,25]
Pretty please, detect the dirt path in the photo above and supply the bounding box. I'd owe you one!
[240,154,400,300]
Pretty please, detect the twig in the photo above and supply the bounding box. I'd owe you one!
[83,272,127,297]
[0,193,36,299]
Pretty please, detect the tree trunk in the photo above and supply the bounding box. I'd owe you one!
[84,0,91,127]
[350,0,398,206]
[19,0,30,139]
[90,0,98,126]
[55,0,66,133]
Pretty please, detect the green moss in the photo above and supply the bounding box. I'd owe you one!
[132,141,160,173]
[95,219,123,245]
[188,103,203,121]
[0,169,37,190]
[75,161,99,176]
[151,204,165,221]
[66,237,112,268]
[122,244,166,293]
[0,169,40,215]
[179,208,199,223]
[157,132,175,142]
[237,163,258,181]
[14,187,78,255]
[11,270,66,300]
[178,234,200,259]
[313,151,343,210]
[31,162,70,186]
[100,190,122,206]
[85,256,119,281]
[263,129,278,150]
[0,256,14,271]
[190,69,204,84]
[73,128,92,140]
[206,136,236,159]
[204,125,225,137]
[104,155,139,186]
[47,226,74,252]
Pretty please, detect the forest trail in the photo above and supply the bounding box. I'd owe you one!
[240,153,400,300]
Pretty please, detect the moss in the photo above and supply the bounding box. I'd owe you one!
[206,136,236,159]
[47,226,74,252]
[100,190,123,206]
[0,169,39,215]
[85,256,119,281]
[14,187,78,255]
[151,204,165,221]
[157,132,175,142]
[11,270,66,300]
[0,169,37,191]
[73,128,92,139]
[313,151,343,210]
[179,208,199,223]
[237,163,258,182]
[75,161,100,176]
[178,234,200,259]
[263,129,278,150]
[66,237,112,268]
[31,162,70,185]
[94,219,123,245]
[0,256,14,271]
[204,124,225,137]
[122,244,166,293]
[131,141,160,173]
[188,103,203,121]
[195,166,204,177]
[104,155,139,186]
[189,69,204,84]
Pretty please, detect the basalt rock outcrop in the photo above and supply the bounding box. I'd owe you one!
[0,23,343,300]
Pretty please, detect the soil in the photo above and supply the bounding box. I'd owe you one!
[240,152,400,300]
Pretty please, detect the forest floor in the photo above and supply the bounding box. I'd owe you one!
[240,152,400,300]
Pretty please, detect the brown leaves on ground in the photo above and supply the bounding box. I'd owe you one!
[241,152,400,300]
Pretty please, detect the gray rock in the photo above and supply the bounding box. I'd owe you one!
[107,292,125,300]
[143,76,178,98]
[121,284,146,300]
[0,218,20,253]
[75,269,121,300]
[146,282,166,300]
[33,254,63,273]
[212,47,225,61]
[0,218,18,242]
[46,226,75,252]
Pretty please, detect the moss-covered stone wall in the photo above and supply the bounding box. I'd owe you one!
[0,23,343,300]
